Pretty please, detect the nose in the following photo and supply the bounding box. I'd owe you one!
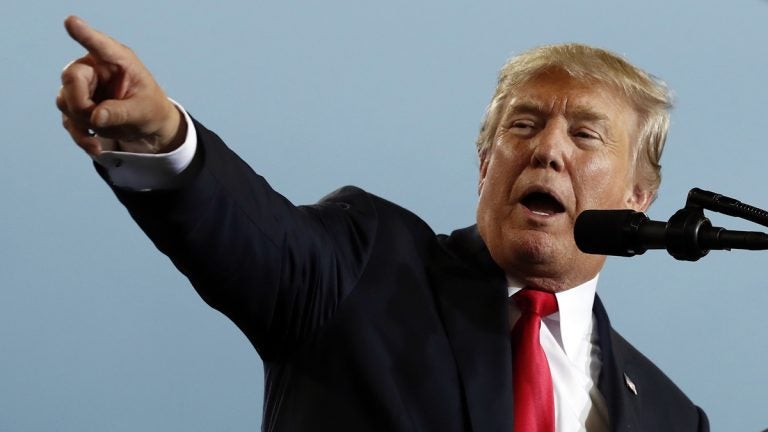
[530,120,568,171]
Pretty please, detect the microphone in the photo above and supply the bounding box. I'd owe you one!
[574,209,768,260]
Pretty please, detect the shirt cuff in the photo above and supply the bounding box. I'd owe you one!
[93,99,197,191]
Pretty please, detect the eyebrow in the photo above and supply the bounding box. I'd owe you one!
[506,99,611,124]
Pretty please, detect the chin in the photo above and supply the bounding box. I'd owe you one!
[486,227,606,290]
[492,229,564,271]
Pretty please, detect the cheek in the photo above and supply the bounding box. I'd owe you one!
[488,143,528,180]
[573,158,632,208]
[482,154,516,196]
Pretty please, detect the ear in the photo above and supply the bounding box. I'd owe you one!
[478,155,490,195]
[626,183,655,213]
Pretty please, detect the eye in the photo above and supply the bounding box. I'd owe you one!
[572,128,602,141]
[512,120,534,128]
[508,119,538,136]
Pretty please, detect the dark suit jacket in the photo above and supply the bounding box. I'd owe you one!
[105,119,709,432]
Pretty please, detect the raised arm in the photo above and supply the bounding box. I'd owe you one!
[57,17,379,361]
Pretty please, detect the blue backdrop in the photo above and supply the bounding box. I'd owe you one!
[2,1,767,430]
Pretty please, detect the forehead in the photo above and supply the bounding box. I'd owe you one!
[505,71,636,123]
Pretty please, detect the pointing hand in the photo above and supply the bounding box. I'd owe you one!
[57,16,185,156]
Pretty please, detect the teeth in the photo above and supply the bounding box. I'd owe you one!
[532,210,551,216]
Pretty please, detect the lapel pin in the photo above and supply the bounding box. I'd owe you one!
[624,373,638,396]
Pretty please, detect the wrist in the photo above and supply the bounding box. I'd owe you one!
[155,102,187,154]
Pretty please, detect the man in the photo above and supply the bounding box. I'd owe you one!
[58,15,708,432]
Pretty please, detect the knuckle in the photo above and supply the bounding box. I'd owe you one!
[64,115,88,133]
[59,69,73,85]
[60,60,91,84]
[55,95,66,112]
[60,59,76,73]
[60,68,81,86]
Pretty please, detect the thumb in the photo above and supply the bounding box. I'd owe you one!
[91,98,139,128]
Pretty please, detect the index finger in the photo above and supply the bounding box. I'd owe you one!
[64,15,124,63]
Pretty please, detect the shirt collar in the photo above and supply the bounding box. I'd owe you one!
[507,274,599,360]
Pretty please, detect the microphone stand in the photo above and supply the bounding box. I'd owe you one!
[663,188,768,261]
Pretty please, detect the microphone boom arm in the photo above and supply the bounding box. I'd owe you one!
[574,187,768,261]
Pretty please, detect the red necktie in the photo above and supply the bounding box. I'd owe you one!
[511,289,558,432]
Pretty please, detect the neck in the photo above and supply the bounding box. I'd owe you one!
[505,271,600,293]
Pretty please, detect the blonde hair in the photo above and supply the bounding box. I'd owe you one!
[476,43,672,194]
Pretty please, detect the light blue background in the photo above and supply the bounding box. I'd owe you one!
[2,1,767,430]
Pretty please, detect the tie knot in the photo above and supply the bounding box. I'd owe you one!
[513,289,558,317]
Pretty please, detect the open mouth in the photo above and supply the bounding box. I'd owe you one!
[521,192,566,216]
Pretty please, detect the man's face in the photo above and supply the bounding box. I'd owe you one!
[476,70,652,292]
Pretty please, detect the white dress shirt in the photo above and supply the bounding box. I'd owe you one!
[508,276,609,432]
[92,104,610,431]
[93,101,198,190]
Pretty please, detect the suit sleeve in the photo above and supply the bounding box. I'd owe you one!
[696,406,709,432]
[101,118,379,361]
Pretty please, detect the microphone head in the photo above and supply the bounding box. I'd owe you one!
[574,209,644,256]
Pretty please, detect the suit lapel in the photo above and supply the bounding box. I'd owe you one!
[594,295,641,432]
[430,226,512,432]
[432,228,645,432]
